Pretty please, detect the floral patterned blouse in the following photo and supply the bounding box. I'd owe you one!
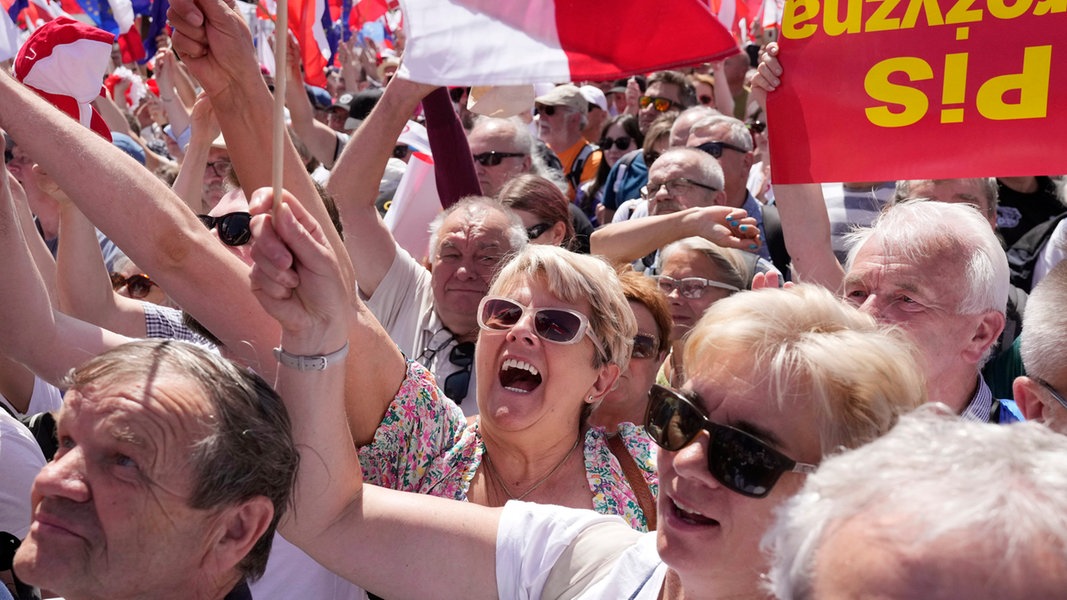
[358,361,659,531]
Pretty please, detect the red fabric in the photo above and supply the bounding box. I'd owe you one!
[118,25,145,63]
[288,0,327,86]
[350,0,389,30]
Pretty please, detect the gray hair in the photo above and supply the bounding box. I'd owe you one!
[650,147,725,192]
[472,115,569,194]
[764,406,1067,599]
[657,237,751,291]
[688,114,753,151]
[844,200,1009,315]
[64,340,298,582]
[427,196,527,260]
[685,285,926,455]
[488,245,636,371]
[669,105,719,147]
[1020,261,1067,381]
[892,178,999,222]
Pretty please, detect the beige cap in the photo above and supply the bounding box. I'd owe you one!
[534,84,587,115]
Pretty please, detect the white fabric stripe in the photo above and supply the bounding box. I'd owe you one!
[107,0,134,32]
[400,0,570,86]
[20,37,113,101]
[311,0,330,58]
[0,11,21,63]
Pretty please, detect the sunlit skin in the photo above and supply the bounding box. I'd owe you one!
[907,180,996,229]
[513,208,565,247]
[14,374,241,600]
[430,209,517,342]
[656,358,820,598]
[601,122,636,168]
[467,121,531,197]
[686,123,751,209]
[646,154,722,217]
[592,300,667,431]
[639,82,683,133]
[202,147,231,210]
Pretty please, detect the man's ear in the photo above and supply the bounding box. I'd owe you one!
[1014,376,1048,422]
[202,496,274,576]
[961,310,1005,365]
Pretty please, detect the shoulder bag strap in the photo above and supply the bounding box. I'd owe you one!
[607,434,657,531]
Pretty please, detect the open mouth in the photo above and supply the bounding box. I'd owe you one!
[671,498,719,527]
[499,358,542,393]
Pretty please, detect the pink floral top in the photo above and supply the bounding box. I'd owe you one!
[358,361,659,531]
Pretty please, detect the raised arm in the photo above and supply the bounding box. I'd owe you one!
[750,42,844,291]
[249,186,499,599]
[170,94,220,214]
[325,75,434,297]
[590,205,759,264]
[281,33,343,169]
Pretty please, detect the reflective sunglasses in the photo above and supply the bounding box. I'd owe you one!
[472,151,526,167]
[631,333,659,360]
[205,160,232,177]
[443,342,475,403]
[110,273,158,299]
[599,136,633,151]
[639,95,675,112]
[654,275,740,299]
[1035,377,1067,411]
[746,120,766,135]
[477,296,605,357]
[525,222,553,240]
[646,384,817,498]
[695,140,750,159]
[198,212,252,246]
[640,177,718,200]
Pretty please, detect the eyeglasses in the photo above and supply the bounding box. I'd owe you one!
[698,94,714,106]
[746,120,766,135]
[645,385,817,498]
[640,177,718,200]
[631,333,659,360]
[477,296,605,358]
[599,136,633,151]
[198,211,252,246]
[392,145,411,160]
[525,222,553,240]
[639,95,675,113]
[110,273,158,299]
[205,160,232,177]
[472,151,526,167]
[695,140,749,159]
[1035,377,1067,411]
[443,342,475,403]
[654,275,740,299]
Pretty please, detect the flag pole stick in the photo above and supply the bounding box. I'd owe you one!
[272,0,288,217]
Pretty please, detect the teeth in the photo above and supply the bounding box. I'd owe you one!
[502,358,540,377]
[673,499,705,518]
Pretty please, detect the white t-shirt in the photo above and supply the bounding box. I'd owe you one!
[496,501,666,599]
[250,533,367,600]
[1033,218,1067,287]
[0,376,64,418]
[0,410,46,538]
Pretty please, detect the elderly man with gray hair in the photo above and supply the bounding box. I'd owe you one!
[1014,262,1067,433]
[764,406,1067,599]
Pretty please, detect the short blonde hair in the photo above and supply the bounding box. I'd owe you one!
[490,245,636,371]
[684,285,926,453]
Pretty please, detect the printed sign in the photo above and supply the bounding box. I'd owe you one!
[767,0,1067,183]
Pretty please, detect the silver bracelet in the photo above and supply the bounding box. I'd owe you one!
[273,342,349,371]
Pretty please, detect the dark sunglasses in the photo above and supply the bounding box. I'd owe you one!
[448,87,469,103]
[534,104,561,117]
[205,159,232,177]
[698,94,714,106]
[443,342,475,403]
[198,212,252,246]
[393,145,411,160]
[525,222,553,240]
[110,272,157,299]
[631,333,659,360]
[599,136,633,151]
[639,95,675,112]
[695,141,749,159]
[645,385,817,498]
[472,151,525,167]
[478,296,605,357]
[746,120,766,134]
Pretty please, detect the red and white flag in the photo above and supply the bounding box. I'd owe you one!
[399,0,739,85]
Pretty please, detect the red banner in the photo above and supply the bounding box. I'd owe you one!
[767,0,1067,183]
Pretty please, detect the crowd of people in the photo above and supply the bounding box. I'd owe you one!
[1,1,1066,599]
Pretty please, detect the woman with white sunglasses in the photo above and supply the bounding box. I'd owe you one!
[251,191,926,599]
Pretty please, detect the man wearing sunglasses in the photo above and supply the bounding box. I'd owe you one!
[533,84,603,201]
[1015,262,1067,434]
[600,71,694,223]
[466,117,532,197]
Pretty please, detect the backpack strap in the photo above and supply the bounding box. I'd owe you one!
[1007,212,1067,292]
[567,142,599,192]
[759,202,793,278]
[607,434,657,531]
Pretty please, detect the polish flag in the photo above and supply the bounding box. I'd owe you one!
[288,0,331,86]
[399,0,739,85]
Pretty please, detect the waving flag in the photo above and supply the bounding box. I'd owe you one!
[400,0,739,85]
[1,0,22,60]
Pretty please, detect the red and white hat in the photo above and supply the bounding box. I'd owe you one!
[14,17,115,141]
